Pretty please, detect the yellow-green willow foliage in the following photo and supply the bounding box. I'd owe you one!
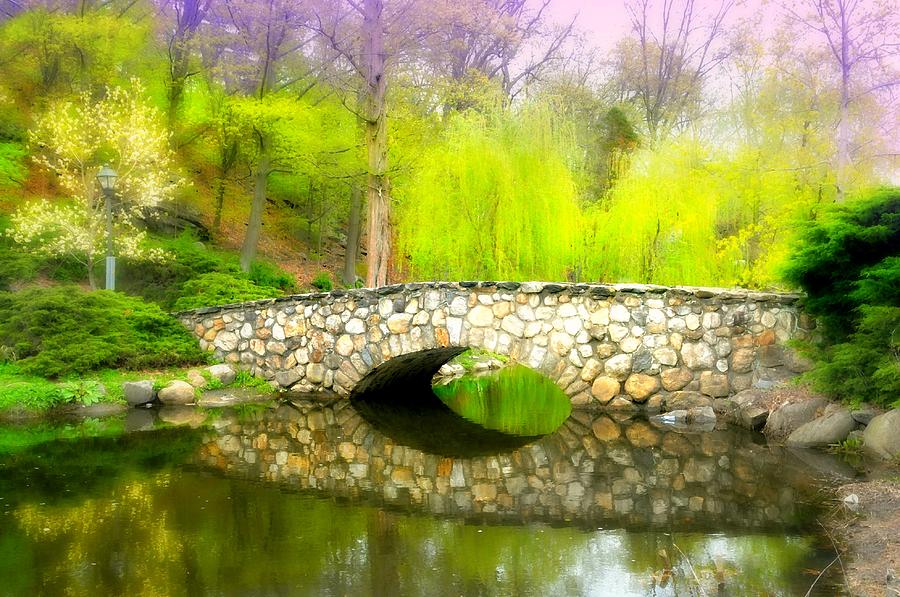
[583,140,723,285]
[395,105,584,281]
[582,138,833,289]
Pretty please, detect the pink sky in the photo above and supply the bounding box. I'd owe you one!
[548,0,634,50]
[547,0,774,50]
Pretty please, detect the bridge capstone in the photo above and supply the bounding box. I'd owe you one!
[177,282,811,408]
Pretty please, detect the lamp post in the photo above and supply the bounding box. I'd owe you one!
[96,165,118,291]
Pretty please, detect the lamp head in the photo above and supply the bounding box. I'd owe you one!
[96,165,118,191]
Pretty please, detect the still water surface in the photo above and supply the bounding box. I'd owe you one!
[0,367,848,596]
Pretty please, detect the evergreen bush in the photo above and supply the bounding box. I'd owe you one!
[311,271,333,291]
[172,272,281,311]
[0,287,206,378]
[784,188,900,406]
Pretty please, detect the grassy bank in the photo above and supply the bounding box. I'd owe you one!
[0,363,273,416]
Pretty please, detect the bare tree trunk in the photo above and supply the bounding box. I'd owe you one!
[87,257,96,291]
[240,134,270,272]
[363,0,391,288]
[835,9,851,203]
[167,75,186,132]
[212,176,226,237]
[343,184,362,286]
[165,0,210,133]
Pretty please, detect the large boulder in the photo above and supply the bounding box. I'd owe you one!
[863,410,900,460]
[764,396,829,438]
[186,370,207,388]
[157,380,196,405]
[123,381,156,406]
[785,405,856,448]
[206,364,237,385]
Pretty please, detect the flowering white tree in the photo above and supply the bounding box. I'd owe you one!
[9,80,178,289]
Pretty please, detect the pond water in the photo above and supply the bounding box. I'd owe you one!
[0,368,850,596]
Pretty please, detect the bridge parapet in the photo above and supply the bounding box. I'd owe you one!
[177,282,811,407]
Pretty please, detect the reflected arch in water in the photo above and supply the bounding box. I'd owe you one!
[349,349,571,457]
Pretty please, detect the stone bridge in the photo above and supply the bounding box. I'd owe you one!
[178,282,811,409]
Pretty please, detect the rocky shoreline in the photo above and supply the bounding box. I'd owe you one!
[830,478,900,596]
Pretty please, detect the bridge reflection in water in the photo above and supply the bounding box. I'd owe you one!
[196,399,822,532]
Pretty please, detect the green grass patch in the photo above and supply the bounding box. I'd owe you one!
[0,364,68,411]
[233,369,273,390]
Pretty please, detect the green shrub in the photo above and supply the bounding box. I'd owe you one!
[249,260,298,293]
[117,233,242,308]
[784,187,900,407]
[311,271,333,291]
[116,233,297,309]
[0,287,206,378]
[784,188,900,341]
[801,306,900,407]
[57,380,107,406]
[172,272,281,311]
[0,225,299,311]
[0,216,41,290]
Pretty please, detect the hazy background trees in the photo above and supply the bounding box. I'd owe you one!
[0,0,896,290]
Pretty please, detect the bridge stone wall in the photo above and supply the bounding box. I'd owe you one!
[177,282,812,408]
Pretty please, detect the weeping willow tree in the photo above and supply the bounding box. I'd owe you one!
[394,104,584,281]
[583,137,833,289]
[583,140,723,286]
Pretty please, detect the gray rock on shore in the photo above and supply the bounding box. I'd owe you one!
[863,410,900,460]
[785,405,856,448]
[123,380,156,406]
[207,364,237,385]
[732,389,770,430]
[157,380,196,405]
[764,396,828,438]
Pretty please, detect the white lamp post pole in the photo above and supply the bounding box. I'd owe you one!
[97,165,118,291]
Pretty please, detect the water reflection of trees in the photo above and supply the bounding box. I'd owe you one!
[0,406,842,596]
[3,469,836,596]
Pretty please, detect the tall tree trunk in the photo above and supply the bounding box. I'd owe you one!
[212,138,237,236]
[167,84,186,133]
[835,18,851,203]
[343,184,362,286]
[240,134,270,272]
[87,256,96,291]
[212,176,227,237]
[165,0,209,134]
[166,27,190,136]
[363,0,391,288]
